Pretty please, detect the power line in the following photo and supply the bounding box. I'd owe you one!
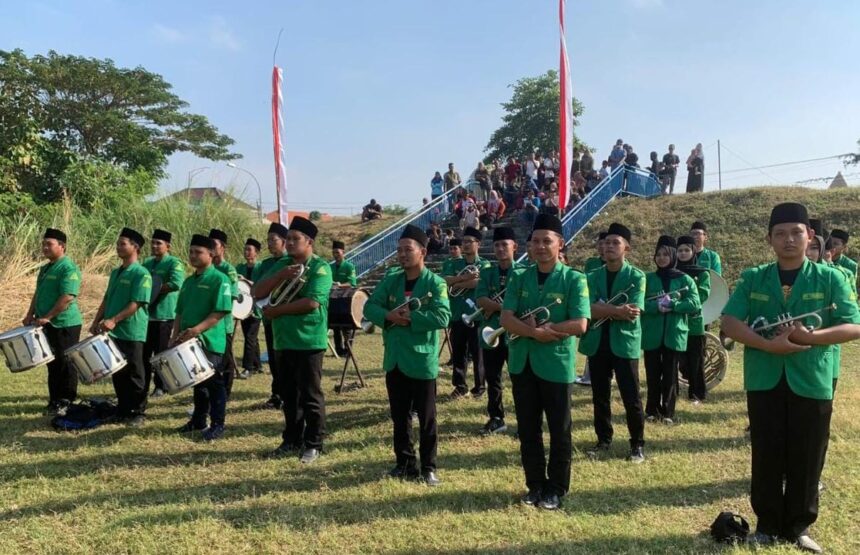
[718,143,780,183]
[705,152,849,177]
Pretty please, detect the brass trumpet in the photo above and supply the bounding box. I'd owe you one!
[449,265,480,297]
[461,288,506,327]
[592,284,638,329]
[749,303,836,337]
[645,286,690,302]
[255,264,307,309]
[360,292,434,334]
[481,298,562,348]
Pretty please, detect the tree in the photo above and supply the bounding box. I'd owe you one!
[484,70,586,163]
[0,49,240,202]
[848,139,860,165]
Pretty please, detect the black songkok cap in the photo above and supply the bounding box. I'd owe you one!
[677,235,696,248]
[691,221,707,232]
[606,222,632,243]
[268,222,289,239]
[449,238,462,247]
[533,213,563,236]
[598,231,608,240]
[289,216,318,240]
[492,227,516,242]
[830,228,849,243]
[399,224,428,247]
[120,227,145,247]
[208,228,228,245]
[463,226,482,241]
[43,228,67,243]
[808,218,824,237]
[152,229,172,243]
[768,202,809,231]
[332,240,345,250]
[245,238,262,251]
[191,234,215,250]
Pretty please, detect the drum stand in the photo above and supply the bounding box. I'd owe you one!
[438,328,453,360]
[334,328,365,394]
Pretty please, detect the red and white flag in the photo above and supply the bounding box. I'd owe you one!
[557,0,573,211]
[271,66,289,225]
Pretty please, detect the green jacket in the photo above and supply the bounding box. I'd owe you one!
[362,267,451,380]
[442,256,491,320]
[176,265,232,354]
[578,260,646,359]
[214,260,239,334]
[697,248,722,275]
[143,254,186,321]
[251,254,286,321]
[330,260,357,287]
[502,262,591,383]
[102,262,151,342]
[475,261,525,349]
[583,257,604,273]
[686,269,711,336]
[640,272,701,352]
[722,259,860,400]
[824,261,855,379]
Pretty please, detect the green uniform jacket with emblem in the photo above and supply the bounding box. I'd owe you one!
[270,254,333,351]
[834,255,858,294]
[475,261,525,349]
[687,269,711,336]
[236,261,262,319]
[35,256,83,328]
[578,260,646,359]
[502,262,591,383]
[143,254,185,321]
[722,259,860,400]
[214,260,239,335]
[176,265,233,354]
[330,260,357,287]
[640,272,701,351]
[251,255,285,321]
[362,267,451,380]
[102,262,151,342]
[584,257,604,273]
[442,256,491,321]
[697,248,722,275]
[825,261,856,380]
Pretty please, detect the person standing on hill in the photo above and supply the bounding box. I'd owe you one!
[444,163,461,194]
[662,144,680,194]
[685,145,704,193]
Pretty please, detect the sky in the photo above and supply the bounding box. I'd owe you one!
[2,0,859,215]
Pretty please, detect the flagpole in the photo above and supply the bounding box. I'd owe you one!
[558,0,572,212]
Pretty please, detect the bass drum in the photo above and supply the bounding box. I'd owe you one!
[232,278,254,320]
[328,288,369,329]
[679,331,729,392]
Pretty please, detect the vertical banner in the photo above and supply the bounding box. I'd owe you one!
[558,0,573,211]
[271,66,289,225]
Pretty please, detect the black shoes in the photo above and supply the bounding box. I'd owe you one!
[481,417,507,435]
[125,414,146,428]
[450,388,470,400]
[627,446,645,464]
[470,389,486,399]
[300,448,321,464]
[202,424,225,441]
[388,465,419,480]
[268,441,301,459]
[521,489,542,506]
[177,420,206,433]
[538,491,561,510]
[586,441,611,458]
[746,531,777,547]
[264,395,283,410]
[420,470,441,487]
[151,388,166,398]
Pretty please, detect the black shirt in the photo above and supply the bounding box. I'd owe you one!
[404,277,418,297]
[778,267,800,301]
[662,153,680,173]
[537,271,550,287]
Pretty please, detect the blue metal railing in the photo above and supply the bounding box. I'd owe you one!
[345,181,471,278]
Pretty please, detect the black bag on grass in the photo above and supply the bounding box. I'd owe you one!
[51,399,117,431]
[710,511,750,544]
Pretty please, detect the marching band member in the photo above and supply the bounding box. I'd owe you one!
[23,228,82,416]
[174,234,233,440]
[828,228,858,279]
[209,229,239,397]
[253,222,290,409]
[721,202,860,552]
[689,221,722,275]
[578,223,647,463]
[440,238,461,366]
[443,226,491,399]
[475,226,522,435]
[255,216,333,464]
[90,228,152,427]
[142,229,185,398]
[501,213,589,510]
[676,235,711,403]
[236,238,262,380]
[641,236,700,424]
[330,239,357,357]
[583,231,607,273]
[362,224,450,485]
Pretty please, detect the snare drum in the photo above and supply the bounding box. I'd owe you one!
[151,339,215,394]
[328,288,370,329]
[65,333,128,384]
[0,325,55,373]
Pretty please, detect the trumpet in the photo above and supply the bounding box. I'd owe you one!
[645,286,690,302]
[481,298,562,348]
[592,284,638,329]
[461,288,506,327]
[255,264,307,309]
[749,303,836,338]
[360,292,434,334]
[449,265,480,297]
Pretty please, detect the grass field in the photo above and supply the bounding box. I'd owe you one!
[0,333,858,554]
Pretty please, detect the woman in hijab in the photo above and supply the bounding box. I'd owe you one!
[641,236,701,424]
[686,145,704,193]
[676,235,711,403]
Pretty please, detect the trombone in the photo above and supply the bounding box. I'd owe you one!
[645,286,690,302]
[360,292,434,334]
[749,303,836,338]
[255,264,307,309]
[449,265,480,297]
[461,288,506,327]
[592,283,638,329]
[481,298,562,348]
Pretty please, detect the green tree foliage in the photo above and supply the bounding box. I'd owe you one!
[484,70,586,163]
[848,139,859,165]
[0,49,239,203]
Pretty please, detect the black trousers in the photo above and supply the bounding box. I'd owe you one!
[264,321,281,399]
[747,375,832,540]
[44,324,81,404]
[223,330,236,397]
[275,349,326,450]
[240,317,261,371]
[192,351,226,427]
[385,366,437,472]
[112,339,146,417]
[685,334,707,400]
[644,346,681,419]
[589,351,645,448]
[510,361,573,495]
[482,340,507,420]
[143,320,172,394]
[450,320,485,394]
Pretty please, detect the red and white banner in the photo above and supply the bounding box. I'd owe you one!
[557,0,573,211]
[271,66,289,225]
